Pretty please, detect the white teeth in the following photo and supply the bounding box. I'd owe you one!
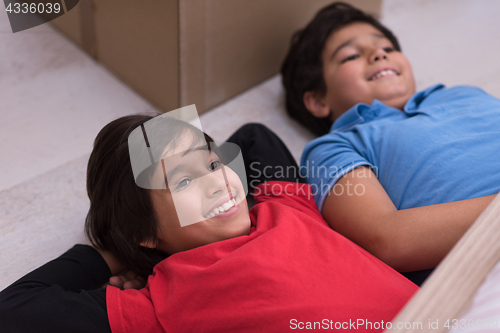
[371,69,397,80]
[204,198,237,219]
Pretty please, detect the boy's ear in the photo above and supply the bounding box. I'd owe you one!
[303,91,331,118]
[139,239,158,249]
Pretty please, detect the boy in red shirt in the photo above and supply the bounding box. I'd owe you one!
[0,113,417,332]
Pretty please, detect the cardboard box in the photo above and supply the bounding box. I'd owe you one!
[51,0,381,114]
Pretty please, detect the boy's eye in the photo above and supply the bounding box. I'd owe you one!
[383,47,394,53]
[208,160,221,171]
[176,178,191,190]
[341,54,359,63]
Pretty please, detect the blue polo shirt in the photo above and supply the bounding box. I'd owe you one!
[301,84,500,212]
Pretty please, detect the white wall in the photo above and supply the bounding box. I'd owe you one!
[381,0,500,97]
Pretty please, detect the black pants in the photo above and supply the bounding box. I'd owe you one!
[226,123,305,189]
[0,123,302,333]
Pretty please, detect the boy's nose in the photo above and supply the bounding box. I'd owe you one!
[370,48,388,63]
[203,169,230,196]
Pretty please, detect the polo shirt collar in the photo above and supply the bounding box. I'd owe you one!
[404,83,445,112]
[330,83,445,133]
[329,103,369,132]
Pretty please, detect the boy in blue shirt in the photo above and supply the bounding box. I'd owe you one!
[281,2,500,285]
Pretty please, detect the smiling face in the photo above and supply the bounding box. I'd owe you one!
[306,22,416,121]
[147,132,251,255]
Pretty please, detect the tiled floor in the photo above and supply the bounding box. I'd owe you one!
[1,0,500,289]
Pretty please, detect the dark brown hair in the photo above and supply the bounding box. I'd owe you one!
[281,2,401,136]
[85,114,209,278]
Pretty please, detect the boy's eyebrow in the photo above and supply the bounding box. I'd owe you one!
[182,145,209,157]
[165,164,184,181]
[329,39,355,61]
[163,146,210,180]
[160,144,208,161]
[329,33,387,61]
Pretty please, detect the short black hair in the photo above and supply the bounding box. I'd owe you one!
[281,2,401,136]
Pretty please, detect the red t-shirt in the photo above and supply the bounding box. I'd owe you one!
[107,181,417,332]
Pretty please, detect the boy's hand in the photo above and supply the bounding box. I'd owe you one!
[106,270,147,290]
[93,246,147,290]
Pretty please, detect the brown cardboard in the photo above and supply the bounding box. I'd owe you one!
[93,1,179,115]
[180,0,381,113]
[51,0,381,114]
[49,1,82,48]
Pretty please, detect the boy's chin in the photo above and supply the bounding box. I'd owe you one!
[380,94,411,110]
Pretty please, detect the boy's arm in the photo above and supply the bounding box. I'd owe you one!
[0,245,112,333]
[322,166,496,272]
